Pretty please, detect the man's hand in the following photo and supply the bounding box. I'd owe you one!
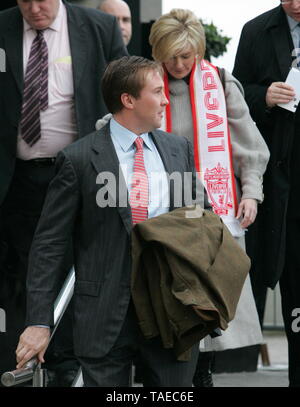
[16,326,50,369]
[236,198,257,229]
[266,82,295,108]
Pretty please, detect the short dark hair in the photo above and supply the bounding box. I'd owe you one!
[101,56,163,113]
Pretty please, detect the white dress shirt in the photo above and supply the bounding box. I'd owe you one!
[110,117,170,218]
[17,0,78,160]
[287,14,300,53]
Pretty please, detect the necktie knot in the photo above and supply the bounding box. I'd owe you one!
[35,30,46,44]
[134,136,144,151]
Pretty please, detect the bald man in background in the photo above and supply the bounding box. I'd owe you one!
[98,0,132,46]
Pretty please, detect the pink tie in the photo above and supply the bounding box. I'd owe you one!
[130,137,149,224]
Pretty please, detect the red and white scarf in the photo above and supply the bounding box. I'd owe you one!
[161,58,244,237]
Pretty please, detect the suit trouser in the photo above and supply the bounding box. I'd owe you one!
[78,301,198,387]
[246,221,268,327]
[280,217,300,387]
[0,159,78,377]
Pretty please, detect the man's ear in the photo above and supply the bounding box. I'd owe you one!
[120,93,135,110]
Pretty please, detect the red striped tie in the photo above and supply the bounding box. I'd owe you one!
[20,30,48,146]
[130,137,149,224]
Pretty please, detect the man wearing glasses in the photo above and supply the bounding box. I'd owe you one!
[233,0,300,387]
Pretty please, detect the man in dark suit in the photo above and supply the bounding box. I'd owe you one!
[15,56,200,387]
[233,0,300,386]
[0,0,126,385]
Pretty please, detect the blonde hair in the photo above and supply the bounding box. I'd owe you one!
[149,9,206,62]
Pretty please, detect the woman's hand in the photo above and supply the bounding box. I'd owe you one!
[236,198,257,229]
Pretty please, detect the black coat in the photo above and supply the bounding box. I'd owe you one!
[0,1,127,205]
[233,6,299,288]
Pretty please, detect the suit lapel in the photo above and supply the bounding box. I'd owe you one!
[65,2,87,92]
[268,6,294,79]
[4,9,23,94]
[151,130,179,211]
[91,124,132,234]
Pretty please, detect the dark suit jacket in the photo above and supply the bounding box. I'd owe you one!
[233,6,298,288]
[25,123,198,359]
[0,1,127,205]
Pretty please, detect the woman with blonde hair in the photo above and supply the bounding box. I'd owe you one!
[149,9,270,386]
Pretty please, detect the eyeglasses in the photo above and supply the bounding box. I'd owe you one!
[281,0,300,4]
